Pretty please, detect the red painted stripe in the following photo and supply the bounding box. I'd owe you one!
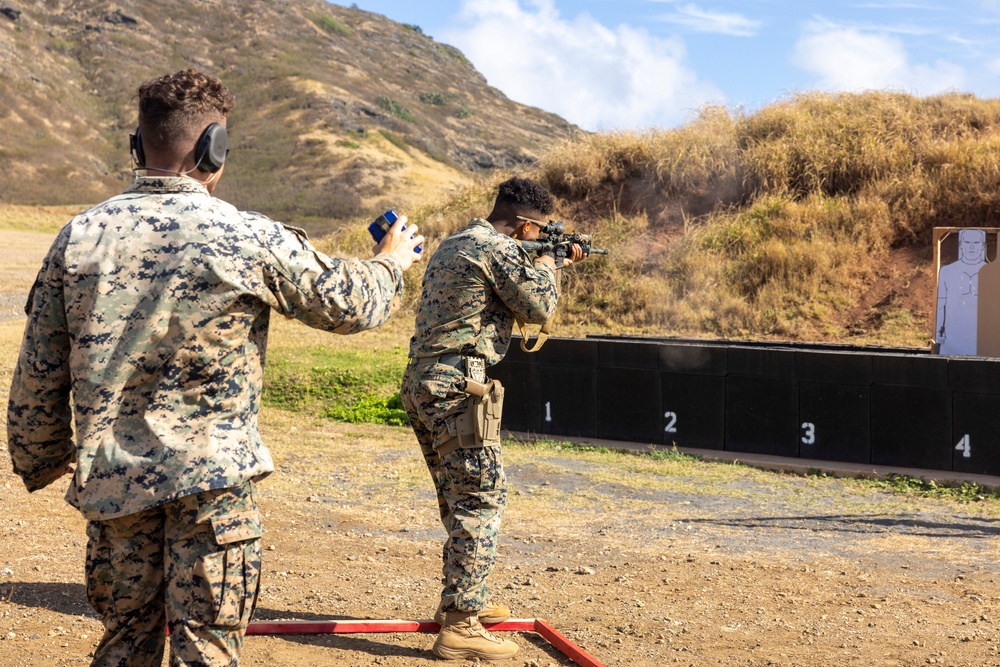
[235,617,606,666]
[533,619,606,667]
[481,618,539,632]
[245,619,437,634]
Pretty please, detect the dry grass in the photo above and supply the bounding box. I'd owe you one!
[0,204,84,234]
[318,90,1000,345]
[11,91,1000,347]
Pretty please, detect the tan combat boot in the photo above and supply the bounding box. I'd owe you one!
[434,600,511,626]
[432,611,519,661]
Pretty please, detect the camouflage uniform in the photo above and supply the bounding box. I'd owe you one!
[86,483,260,666]
[400,217,557,613]
[7,176,406,665]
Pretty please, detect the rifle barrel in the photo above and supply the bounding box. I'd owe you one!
[519,240,609,256]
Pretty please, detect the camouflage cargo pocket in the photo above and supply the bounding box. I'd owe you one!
[447,445,506,494]
[192,510,262,629]
[84,521,114,623]
[85,515,163,629]
[411,367,467,446]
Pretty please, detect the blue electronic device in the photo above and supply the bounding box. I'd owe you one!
[368,209,421,253]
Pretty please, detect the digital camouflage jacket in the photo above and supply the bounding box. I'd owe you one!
[407,217,558,366]
[7,177,404,520]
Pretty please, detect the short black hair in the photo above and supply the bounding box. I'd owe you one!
[136,68,235,157]
[495,177,555,216]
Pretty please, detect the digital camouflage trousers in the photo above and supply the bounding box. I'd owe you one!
[85,481,262,667]
[400,363,507,614]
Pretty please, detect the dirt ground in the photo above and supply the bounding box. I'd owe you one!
[2,226,1000,667]
[2,402,1000,667]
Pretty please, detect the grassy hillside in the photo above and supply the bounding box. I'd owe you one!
[0,0,575,235]
[324,91,1000,349]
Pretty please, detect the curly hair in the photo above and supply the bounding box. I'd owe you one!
[136,68,236,157]
[495,177,555,216]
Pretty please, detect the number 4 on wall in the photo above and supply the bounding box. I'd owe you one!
[955,434,972,458]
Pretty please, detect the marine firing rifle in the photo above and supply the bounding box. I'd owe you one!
[515,219,609,353]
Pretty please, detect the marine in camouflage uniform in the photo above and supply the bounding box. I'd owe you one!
[6,70,423,667]
[401,177,576,660]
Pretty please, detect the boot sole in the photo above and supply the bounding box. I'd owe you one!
[478,614,511,624]
[432,645,519,661]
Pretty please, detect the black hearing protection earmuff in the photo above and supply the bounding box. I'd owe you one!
[193,123,228,173]
[129,128,146,168]
[130,122,228,173]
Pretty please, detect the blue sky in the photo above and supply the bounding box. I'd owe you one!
[332,1,1000,132]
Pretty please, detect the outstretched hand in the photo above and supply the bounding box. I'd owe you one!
[374,214,424,272]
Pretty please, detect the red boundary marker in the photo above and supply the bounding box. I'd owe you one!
[244,618,606,667]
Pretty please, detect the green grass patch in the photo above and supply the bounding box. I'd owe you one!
[324,392,408,426]
[317,15,351,36]
[864,474,1000,502]
[262,342,409,427]
[419,92,454,106]
[379,129,408,150]
[506,437,702,464]
[375,96,416,123]
[506,436,612,455]
[436,44,468,64]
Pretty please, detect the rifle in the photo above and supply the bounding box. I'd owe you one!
[515,220,609,352]
[518,220,609,266]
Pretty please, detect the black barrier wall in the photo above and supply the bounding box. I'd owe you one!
[491,335,1000,476]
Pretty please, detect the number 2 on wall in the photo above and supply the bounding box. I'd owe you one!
[955,434,971,458]
[664,411,678,434]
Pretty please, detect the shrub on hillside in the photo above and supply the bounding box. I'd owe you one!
[318,91,1000,346]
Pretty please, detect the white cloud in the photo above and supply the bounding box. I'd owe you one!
[792,26,966,94]
[657,4,761,37]
[441,0,724,131]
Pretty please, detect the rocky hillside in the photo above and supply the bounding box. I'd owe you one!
[0,0,577,232]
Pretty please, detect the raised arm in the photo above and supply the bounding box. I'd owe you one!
[250,212,421,334]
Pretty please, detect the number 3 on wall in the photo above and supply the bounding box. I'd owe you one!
[801,422,816,445]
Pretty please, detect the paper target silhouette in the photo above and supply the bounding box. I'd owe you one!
[933,227,1000,356]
